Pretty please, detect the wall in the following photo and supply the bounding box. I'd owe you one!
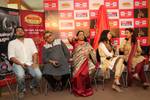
[44,0,149,48]
[0,0,8,7]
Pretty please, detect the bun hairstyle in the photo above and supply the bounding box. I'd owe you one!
[76,30,87,42]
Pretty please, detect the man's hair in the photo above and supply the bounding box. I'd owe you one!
[14,26,24,33]
[45,30,53,35]
[43,31,53,40]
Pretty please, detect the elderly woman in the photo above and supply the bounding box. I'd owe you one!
[69,30,97,97]
[97,30,125,92]
[42,31,70,91]
[120,28,149,88]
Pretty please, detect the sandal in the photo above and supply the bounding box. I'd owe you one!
[143,82,150,89]
[112,84,123,92]
[114,80,121,87]
[132,73,140,81]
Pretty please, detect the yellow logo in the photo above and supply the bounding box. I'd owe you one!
[25,14,42,25]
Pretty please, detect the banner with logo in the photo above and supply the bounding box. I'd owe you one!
[44,0,149,52]
[0,7,19,55]
[20,10,45,64]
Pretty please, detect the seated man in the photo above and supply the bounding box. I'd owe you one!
[42,31,70,91]
[8,27,42,99]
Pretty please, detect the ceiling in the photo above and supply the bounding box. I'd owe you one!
[22,0,43,11]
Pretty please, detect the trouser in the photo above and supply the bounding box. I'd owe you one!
[44,74,70,90]
[13,64,42,92]
[134,60,146,83]
[128,60,147,86]
[114,58,125,79]
[101,57,125,79]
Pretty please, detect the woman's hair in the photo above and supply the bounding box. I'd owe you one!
[125,28,137,44]
[96,30,110,63]
[76,30,87,42]
[99,30,110,43]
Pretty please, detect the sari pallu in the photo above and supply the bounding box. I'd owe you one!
[72,42,95,97]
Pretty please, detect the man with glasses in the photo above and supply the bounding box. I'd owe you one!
[42,31,70,91]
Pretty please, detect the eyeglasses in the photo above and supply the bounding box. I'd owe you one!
[44,34,52,40]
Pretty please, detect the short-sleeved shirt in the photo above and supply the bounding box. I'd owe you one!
[8,38,38,66]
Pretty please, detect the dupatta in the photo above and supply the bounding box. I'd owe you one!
[127,43,138,85]
[127,43,138,72]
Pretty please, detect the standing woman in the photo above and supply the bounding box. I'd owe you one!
[120,28,149,88]
[97,30,125,92]
[69,30,97,97]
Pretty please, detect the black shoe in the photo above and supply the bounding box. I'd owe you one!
[18,92,24,100]
[57,86,63,91]
[31,88,39,95]
[52,88,57,92]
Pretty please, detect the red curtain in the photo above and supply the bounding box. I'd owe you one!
[92,5,110,49]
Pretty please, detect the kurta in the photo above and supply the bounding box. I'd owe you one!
[98,42,119,70]
[120,39,145,69]
[98,42,123,79]
[42,39,70,76]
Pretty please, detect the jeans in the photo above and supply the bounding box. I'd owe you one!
[13,64,42,92]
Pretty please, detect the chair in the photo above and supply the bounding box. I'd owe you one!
[121,66,128,88]
[44,61,73,95]
[92,67,105,91]
[93,64,128,91]
[144,56,150,82]
[15,71,42,99]
[44,75,68,95]
[44,77,49,96]
[0,72,16,100]
[0,54,16,100]
[92,50,105,91]
[65,63,73,93]
[44,66,72,95]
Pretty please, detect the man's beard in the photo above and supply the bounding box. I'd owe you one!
[15,35,25,38]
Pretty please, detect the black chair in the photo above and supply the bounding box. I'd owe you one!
[15,69,42,99]
[0,53,15,100]
[92,67,105,91]
[144,56,150,83]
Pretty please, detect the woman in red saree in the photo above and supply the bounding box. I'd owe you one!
[120,28,149,88]
[69,30,97,97]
